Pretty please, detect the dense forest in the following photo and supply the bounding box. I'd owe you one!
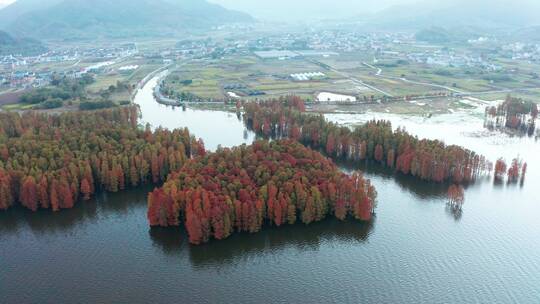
[0,106,205,211]
[242,97,492,184]
[148,140,377,245]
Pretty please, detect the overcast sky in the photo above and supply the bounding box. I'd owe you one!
[0,0,420,9]
[0,0,419,11]
[209,0,540,23]
[208,0,426,21]
[0,0,420,16]
[0,0,15,7]
[0,0,419,15]
[2,0,538,23]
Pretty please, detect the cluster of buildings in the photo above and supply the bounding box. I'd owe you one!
[240,30,413,54]
[0,44,139,91]
[502,43,540,61]
[0,70,50,89]
[1,44,138,69]
[299,30,413,53]
[407,50,501,70]
[0,53,77,68]
[168,29,413,62]
[0,67,96,90]
[173,39,239,59]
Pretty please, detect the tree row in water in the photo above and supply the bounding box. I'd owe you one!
[0,106,205,211]
[494,157,527,184]
[148,140,377,245]
[485,95,538,136]
[242,97,492,184]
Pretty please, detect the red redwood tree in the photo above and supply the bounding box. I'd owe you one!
[20,176,38,211]
[81,178,92,201]
[0,106,200,211]
[148,140,377,245]
[243,98,495,185]
[447,184,465,210]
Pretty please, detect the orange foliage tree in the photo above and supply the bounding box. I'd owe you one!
[0,106,203,211]
[243,98,493,184]
[148,140,377,245]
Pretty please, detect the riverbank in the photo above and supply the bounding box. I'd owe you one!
[154,71,232,107]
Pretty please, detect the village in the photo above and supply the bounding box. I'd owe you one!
[2,26,540,111]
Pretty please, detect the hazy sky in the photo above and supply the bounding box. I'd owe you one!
[0,0,420,15]
[210,0,420,13]
[0,0,419,11]
[0,0,421,17]
[208,0,425,20]
[0,0,402,12]
[0,0,418,9]
[0,0,14,7]
[2,0,538,23]
[209,0,540,23]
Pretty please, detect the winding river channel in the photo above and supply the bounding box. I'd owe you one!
[1,74,539,303]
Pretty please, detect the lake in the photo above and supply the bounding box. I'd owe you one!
[1,75,539,303]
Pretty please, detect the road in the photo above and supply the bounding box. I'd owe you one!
[363,62,382,76]
[308,58,394,97]
[362,61,468,94]
[360,61,540,99]
[70,59,81,68]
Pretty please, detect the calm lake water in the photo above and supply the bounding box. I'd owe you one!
[1,76,539,303]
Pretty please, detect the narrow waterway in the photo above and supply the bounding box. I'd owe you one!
[136,73,255,151]
[1,75,538,304]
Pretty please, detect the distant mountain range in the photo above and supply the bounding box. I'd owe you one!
[511,26,540,42]
[0,30,47,56]
[0,0,64,28]
[0,0,254,40]
[366,0,540,30]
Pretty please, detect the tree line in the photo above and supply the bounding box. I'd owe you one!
[0,106,205,211]
[148,140,377,245]
[242,97,492,184]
